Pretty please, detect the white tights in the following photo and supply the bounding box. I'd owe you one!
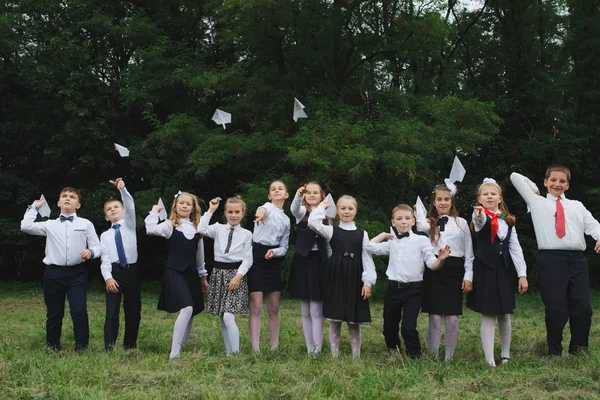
[300,300,324,354]
[481,314,511,367]
[169,306,194,359]
[220,312,240,355]
[329,321,362,358]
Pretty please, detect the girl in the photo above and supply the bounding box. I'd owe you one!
[308,195,376,358]
[247,180,291,351]
[466,178,528,367]
[289,182,330,355]
[145,192,209,359]
[416,184,474,361]
[199,197,253,355]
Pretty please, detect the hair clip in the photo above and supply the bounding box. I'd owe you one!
[482,178,497,184]
[443,178,458,197]
[174,190,182,199]
[317,180,328,193]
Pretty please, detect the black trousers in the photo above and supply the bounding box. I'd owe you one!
[539,250,592,356]
[43,265,89,350]
[104,264,141,350]
[383,282,423,357]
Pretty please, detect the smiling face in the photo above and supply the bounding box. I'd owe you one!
[268,181,289,202]
[336,198,357,223]
[392,209,415,233]
[433,189,452,216]
[304,183,323,207]
[175,194,194,219]
[544,171,570,198]
[57,191,81,215]
[225,202,244,226]
[104,200,124,223]
[478,183,502,212]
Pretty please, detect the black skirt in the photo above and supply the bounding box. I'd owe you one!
[157,266,205,316]
[422,256,465,315]
[466,255,516,315]
[289,251,324,301]
[247,242,283,293]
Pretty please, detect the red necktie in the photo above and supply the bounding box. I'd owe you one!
[555,197,566,238]
[483,208,499,243]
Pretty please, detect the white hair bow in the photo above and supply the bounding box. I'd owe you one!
[482,178,497,184]
[174,190,182,199]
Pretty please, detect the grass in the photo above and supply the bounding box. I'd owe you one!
[1,281,600,399]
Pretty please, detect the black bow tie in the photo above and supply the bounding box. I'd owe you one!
[396,232,410,239]
[438,216,449,232]
[60,215,74,223]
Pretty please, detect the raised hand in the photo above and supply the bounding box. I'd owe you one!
[151,204,162,214]
[473,205,485,218]
[33,197,45,209]
[297,184,307,197]
[209,198,220,213]
[319,201,329,210]
[254,207,266,224]
[109,178,125,190]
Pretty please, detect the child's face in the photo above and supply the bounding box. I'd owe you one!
[268,181,289,202]
[175,194,195,219]
[478,184,502,211]
[336,199,357,223]
[304,184,323,207]
[57,191,81,215]
[104,200,124,223]
[544,171,570,198]
[392,209,415,233]
[433,190,452,216]
[225,203,244,226]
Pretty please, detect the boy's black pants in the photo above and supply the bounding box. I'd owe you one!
[104,264,141,350]
[383,281,423,358]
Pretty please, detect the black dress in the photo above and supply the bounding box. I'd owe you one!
[323,227,371,324]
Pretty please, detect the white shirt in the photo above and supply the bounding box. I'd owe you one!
[307,205,377,287]
[511,172,600,250]
[100,188,138,281]
[472,211,527,277]
[252,202,290,258]
[144,211,207,277]
[366,233,438,283]
[416,215,475,281]
[198,212,253,276]
[21,207,101,266]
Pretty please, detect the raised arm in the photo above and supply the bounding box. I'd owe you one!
[20,200,48,236]
[510,172,541,205]
[145,208,173,238]
[290,193,307,223]
[307,204,334,242]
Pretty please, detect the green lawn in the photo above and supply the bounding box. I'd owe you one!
[1,281,599,399]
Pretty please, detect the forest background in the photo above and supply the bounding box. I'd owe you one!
[1,0,599,294]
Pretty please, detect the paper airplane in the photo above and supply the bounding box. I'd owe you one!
[114,143,130,157]
[39,194,51,218]
[323,193,337,219]
[390,226,397,240]
[415,196,427,222]
[212,109,231,129]
[448,156,466,183]
[293,98,307,122]
[157,198,168,221]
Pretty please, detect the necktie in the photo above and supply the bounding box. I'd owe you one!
[438,216,449,232]
[396,232,410,239]
[112,224,128,267]
[224,226,235,254]
[483,208,500,243]
[555,197,566,238]
[60,215,74,223]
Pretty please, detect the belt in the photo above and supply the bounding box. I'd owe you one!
[112,262,138,272]
[214,261,242,270]
[389,280,423,289]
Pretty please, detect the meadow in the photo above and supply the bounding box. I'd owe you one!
[1,282,599,400]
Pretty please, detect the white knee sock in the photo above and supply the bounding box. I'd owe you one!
[170,306,193,359]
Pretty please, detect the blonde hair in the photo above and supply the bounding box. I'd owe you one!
[336,195,357,210]
[545,164,571,181]
[302,182,325,212]
[225,196,247,214]
[475,183,516,227]
[169,192,201,229]
[392,204,414,217]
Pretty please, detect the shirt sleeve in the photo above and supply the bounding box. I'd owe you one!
[307,205,333,242]
[461,218,474,281]
[121,187,136,230]
[271,221,290,258]
[100,236,113,281]
[581,203,600,241]
[365,241,390,256]
[508,227,527,277]
[145,211,173,238]
[196,237,207,278]
[20,205,48,236]
[86,221,102,259]
[361,231,377,287]
[415,214,431,234]
[197,212,218,239]
[237,233,254,276]
[510,172,541,205]
[472,212,486,232]
[291,194,307,223]
[422,238,439,269]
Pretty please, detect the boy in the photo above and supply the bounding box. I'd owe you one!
[367,204,450,358]
[511,166,600,356]
[21,187,101,351]
[100,178,141,350]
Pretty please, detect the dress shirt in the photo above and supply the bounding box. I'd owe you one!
[472,211,527,277]
[198,212,253,276]
[416,215,475,281]
[252,202,290,258]
[511,172,600,250]
[100,188,138,281]
[144,212,207,277]
[21,207,101,266]
[307,205,377,287]
[366,232,438,283]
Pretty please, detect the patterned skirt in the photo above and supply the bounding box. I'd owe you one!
[206,263,250,316]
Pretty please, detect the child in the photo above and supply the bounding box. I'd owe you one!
[308,195,376,358]
[100,178,141,350]
[289,182,330,355]
[145,192,209,359]
[466,178,528,367]
[199,197,253,355]
[247,180,290,352]
[416,184,474,360]
[368,204,451,358]
[21,187,101,351]
[511,167,600,356]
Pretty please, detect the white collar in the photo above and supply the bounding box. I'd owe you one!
[339,221,357,230]
[546,193,566,201]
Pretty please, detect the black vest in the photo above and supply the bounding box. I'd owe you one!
[475,216,514,270]
[295,215,328,262]
[167,229,200,271]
